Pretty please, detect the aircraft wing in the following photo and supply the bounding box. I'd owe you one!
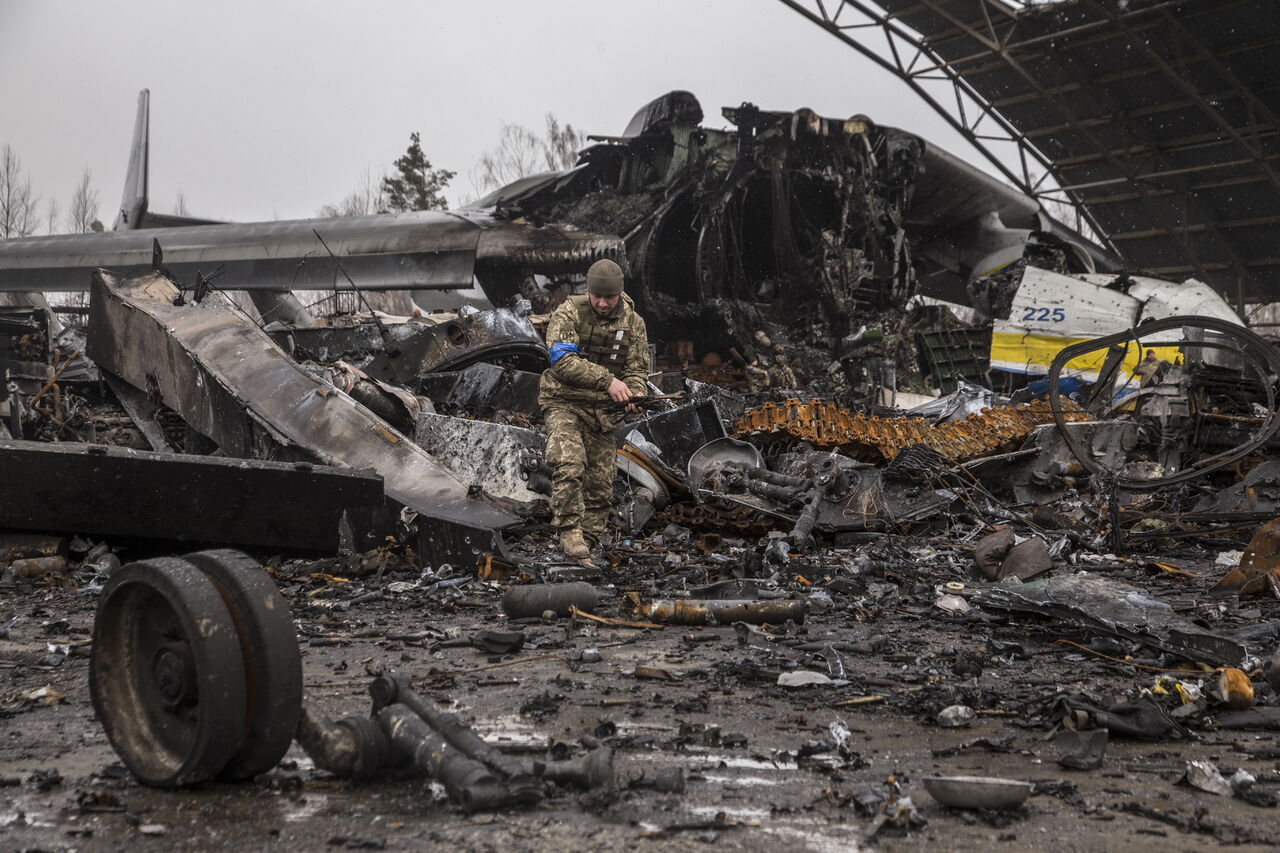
[0,211,480,292]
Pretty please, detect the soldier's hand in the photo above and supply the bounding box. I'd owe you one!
[625,402,639,414]
[607,378,633,403]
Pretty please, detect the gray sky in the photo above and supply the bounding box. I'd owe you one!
[0,0,985,227]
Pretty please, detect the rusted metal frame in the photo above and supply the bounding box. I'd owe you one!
[775,0,1055,199]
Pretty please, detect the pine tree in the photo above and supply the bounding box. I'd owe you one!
[381,132,455,212]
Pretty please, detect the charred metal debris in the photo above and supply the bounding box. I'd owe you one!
[9,92,1280,844]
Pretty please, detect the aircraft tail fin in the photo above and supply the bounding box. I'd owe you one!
[114,89,150,230]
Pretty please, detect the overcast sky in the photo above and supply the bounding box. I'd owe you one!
[0,0,987,227]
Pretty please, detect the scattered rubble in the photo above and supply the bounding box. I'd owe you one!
[6,149,1280,850]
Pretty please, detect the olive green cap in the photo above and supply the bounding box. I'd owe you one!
[586,258,624,296]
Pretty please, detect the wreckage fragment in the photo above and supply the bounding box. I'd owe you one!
[377,704,514,812]
[0,439,384,553]
[414,412,546,503]
[370,674,543,806]
[363,306,548,384]
[921,776,1031,811]
[623,593,806,626]
[732,398,1088,464]
[91,557,249,788]
[420,362,543,421]
[1213,517,1280,596]
[1046,315,1280,489]
[501,583,601,619]
[86,270,517,566]
[296,707,399,781]
[535,747,616,791]
[975,573,1246,667]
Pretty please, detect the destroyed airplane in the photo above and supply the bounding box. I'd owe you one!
[0,86,1273,568]
[0,90,1114,375]
[9,82,1280,851]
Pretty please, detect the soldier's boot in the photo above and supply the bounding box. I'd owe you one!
[559,528,590,560]
[582,511,608,551]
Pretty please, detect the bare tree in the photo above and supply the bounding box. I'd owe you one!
[67,167,100,233]
[543,113,584,171]
[472,113,585,193]
[0,145,39,238]
[318,168,387,217]
[473,123,545,192]
[174,189,189,216]
[44,198,61,235]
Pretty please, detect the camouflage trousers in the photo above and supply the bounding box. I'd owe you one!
[543,406,616,537]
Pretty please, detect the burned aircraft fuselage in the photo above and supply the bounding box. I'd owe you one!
[477,93,924,351]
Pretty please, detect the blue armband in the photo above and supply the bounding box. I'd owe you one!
[548,342,579,365]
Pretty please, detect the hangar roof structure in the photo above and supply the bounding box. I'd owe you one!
[779,0,1280,307]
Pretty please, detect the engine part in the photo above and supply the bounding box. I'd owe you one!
[501,582,602,619]
[535,747,616,790]
[687,436,765,494]
[624,593,806,626]
[369,673,541,804]
[295,706,401,780]
[376,704,512,812]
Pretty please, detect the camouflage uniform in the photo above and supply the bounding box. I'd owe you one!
[772,362,798,389]
[539,293,649,541]
[745,361,770,393]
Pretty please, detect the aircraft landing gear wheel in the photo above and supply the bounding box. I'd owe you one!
[90,557,248,787]
[183,549,302,781]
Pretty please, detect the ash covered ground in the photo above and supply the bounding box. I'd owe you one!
[5,531,1280,852]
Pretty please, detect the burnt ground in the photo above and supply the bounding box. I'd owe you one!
[4,536,1280,852]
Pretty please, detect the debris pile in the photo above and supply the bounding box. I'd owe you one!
[5,97,1280,849]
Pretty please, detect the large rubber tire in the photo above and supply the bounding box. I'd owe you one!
[183,549,303,781]
[90,557,247,787]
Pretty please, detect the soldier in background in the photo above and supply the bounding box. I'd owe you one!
[539,259,650,559]
[745,358,771,393]
[771,352,798,389]
[1134,349,1162,387]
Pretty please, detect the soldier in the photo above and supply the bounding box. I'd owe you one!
[539,259,650,559]
[1134,349,1162,387]
[745,359,770,393]
[771,352,798,389]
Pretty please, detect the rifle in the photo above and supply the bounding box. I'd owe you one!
[605,392,685,412]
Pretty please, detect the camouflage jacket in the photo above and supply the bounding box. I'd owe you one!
[539,293,649,416]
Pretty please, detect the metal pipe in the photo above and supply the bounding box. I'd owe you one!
[369,674,541,804]
[501,582,601,618]
[626,596,806,626]
[376,704,511,812]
